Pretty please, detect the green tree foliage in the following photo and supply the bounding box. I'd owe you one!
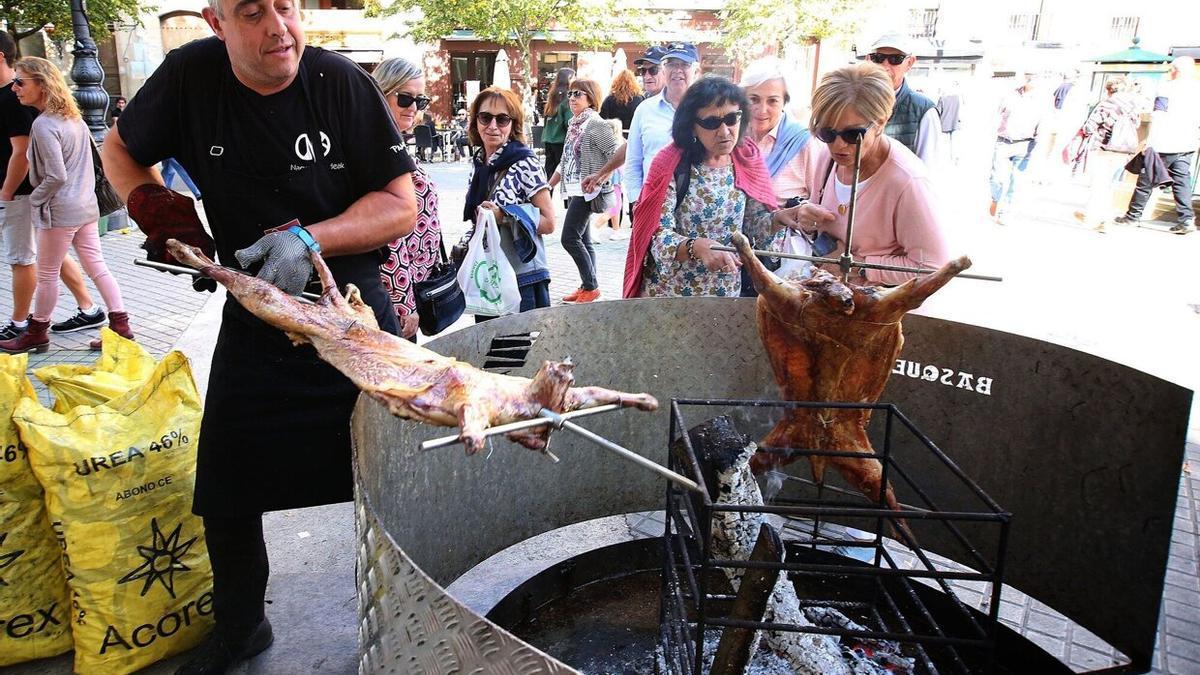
[2,0,151,53]
[719,0,871,60]
[377,0,646,96]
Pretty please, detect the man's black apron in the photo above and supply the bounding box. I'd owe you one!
[192,60,399,517]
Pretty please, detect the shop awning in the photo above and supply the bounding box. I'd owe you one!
[1093,37,1170,64]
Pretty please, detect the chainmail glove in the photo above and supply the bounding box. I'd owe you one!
[234,229,315,296]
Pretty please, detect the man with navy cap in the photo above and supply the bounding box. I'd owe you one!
[633,45,667,98]
[864,33,941,164]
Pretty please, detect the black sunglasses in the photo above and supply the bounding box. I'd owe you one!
[11,77,31,87]
[394,92,431,110]
[695,111,742,131]
[636,65,661,77]
[868,53,908,66]
[476,111,513,127]
[815,121,876,144]
[567,90,589,100]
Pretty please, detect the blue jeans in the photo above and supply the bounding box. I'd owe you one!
[561,197,598,291]
[1126,151,1195,223]
[474,280,550,323]
[161,158,202,199]
[988,138,1034,210]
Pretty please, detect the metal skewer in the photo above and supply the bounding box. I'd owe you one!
[420,404,622,451]
[134,258,322,301]
[421,404,704,494]
[537,409,704,494]
[708,245,1003,282]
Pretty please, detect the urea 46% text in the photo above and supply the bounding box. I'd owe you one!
[72,429,191,478]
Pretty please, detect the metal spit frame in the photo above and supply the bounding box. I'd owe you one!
[661,398,1012,675]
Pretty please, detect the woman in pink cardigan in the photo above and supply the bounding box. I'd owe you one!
[793,64,949,285]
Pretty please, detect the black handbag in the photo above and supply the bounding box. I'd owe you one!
[413,237,465,336]
[90,137,124,217]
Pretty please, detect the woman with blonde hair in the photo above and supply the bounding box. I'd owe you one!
[600,68,645,134]
[0,57,133,354]
[793,63,949,285]
[371,57,443,338]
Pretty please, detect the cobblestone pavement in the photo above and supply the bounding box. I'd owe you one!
[1,154,1197,673]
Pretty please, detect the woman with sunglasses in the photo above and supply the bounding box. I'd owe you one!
[371,58,442,340]
[547,79,620,304]
[0,57,134,354]
[624,77,801,299]
[458,87,556,317]
[794,63,949,285]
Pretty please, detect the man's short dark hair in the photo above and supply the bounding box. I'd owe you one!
[0,32,16,68]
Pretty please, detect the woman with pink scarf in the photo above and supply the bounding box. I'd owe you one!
[624,77,803,298]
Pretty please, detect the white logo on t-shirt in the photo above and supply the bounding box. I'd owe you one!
[294,131,332,161]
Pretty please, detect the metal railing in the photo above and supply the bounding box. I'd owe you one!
[660,399,1012,675]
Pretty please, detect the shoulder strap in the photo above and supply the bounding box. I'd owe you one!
[673,161,691,213]
[815,159,835,204]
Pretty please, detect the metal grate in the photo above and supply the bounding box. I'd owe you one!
[661,399,1012,675]
[481,330,540,371]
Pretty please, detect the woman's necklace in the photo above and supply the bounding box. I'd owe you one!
[834,142,888,215]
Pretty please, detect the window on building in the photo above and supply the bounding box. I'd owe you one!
[1008,13,1040,41]
[1111,16,1139,41]
[909,8,939,39]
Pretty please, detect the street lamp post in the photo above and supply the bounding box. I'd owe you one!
[69,0,110,140]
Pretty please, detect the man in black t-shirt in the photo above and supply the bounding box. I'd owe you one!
[102,0,417,672]
[0,32,38,340]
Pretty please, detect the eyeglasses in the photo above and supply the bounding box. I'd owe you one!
[567,90,588,100]
[636,65,661,77]
[814,121,876,144]
[394,92,431,110]
[476,112,513,128]
[695,111,742,130]
[662,58,691,71]
[11,77,32,87]
[867,53,908,66]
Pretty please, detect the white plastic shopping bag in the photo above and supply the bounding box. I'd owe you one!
[776,230,815,280]
[457,209,521,317]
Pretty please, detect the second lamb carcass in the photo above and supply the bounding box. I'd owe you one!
[165,239,657,454]
[729,232,970,520]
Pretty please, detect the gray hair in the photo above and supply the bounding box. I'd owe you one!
[373,57,423,95]
[739,57,789,93]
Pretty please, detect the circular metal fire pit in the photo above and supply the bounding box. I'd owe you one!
[352,298,1190,674]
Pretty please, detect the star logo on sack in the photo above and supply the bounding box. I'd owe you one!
[0,532,25,587]
[117,518,197,599]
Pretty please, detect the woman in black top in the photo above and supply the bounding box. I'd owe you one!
[599,68,644,135]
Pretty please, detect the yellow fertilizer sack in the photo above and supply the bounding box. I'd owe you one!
[0,354,73,666]
[34,330,157,413]
[13,351,213,674]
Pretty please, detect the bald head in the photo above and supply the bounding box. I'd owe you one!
[1170,56,1195,80]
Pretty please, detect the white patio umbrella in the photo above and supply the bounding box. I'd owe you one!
[493,49,511,90]
[613,47,628,73]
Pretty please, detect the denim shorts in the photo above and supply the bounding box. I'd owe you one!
[0,196,36,265]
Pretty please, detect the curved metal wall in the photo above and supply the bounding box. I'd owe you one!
[353,298,1191,673]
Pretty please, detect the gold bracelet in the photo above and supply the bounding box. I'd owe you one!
[685,238,699,262]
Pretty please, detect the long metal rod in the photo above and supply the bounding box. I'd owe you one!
[133,258,323,301]
[419,404,620,450]
[538,409,704,493]
[842,134,863,282]
[708,245,1003,282]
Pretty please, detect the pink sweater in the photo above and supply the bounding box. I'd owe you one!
[802,137,949,285]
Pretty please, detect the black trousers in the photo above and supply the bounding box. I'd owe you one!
[543,143,564,186]
[203,514,269,640]
[1126,151,1195,222]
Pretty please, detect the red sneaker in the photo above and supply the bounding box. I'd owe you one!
[561,287,583,303]
[573,288,602,304]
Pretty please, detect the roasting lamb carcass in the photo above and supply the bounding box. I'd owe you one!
[165,239,657,453]
[730,232,970,522]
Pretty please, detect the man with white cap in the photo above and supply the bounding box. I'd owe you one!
[864,33,941,164]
